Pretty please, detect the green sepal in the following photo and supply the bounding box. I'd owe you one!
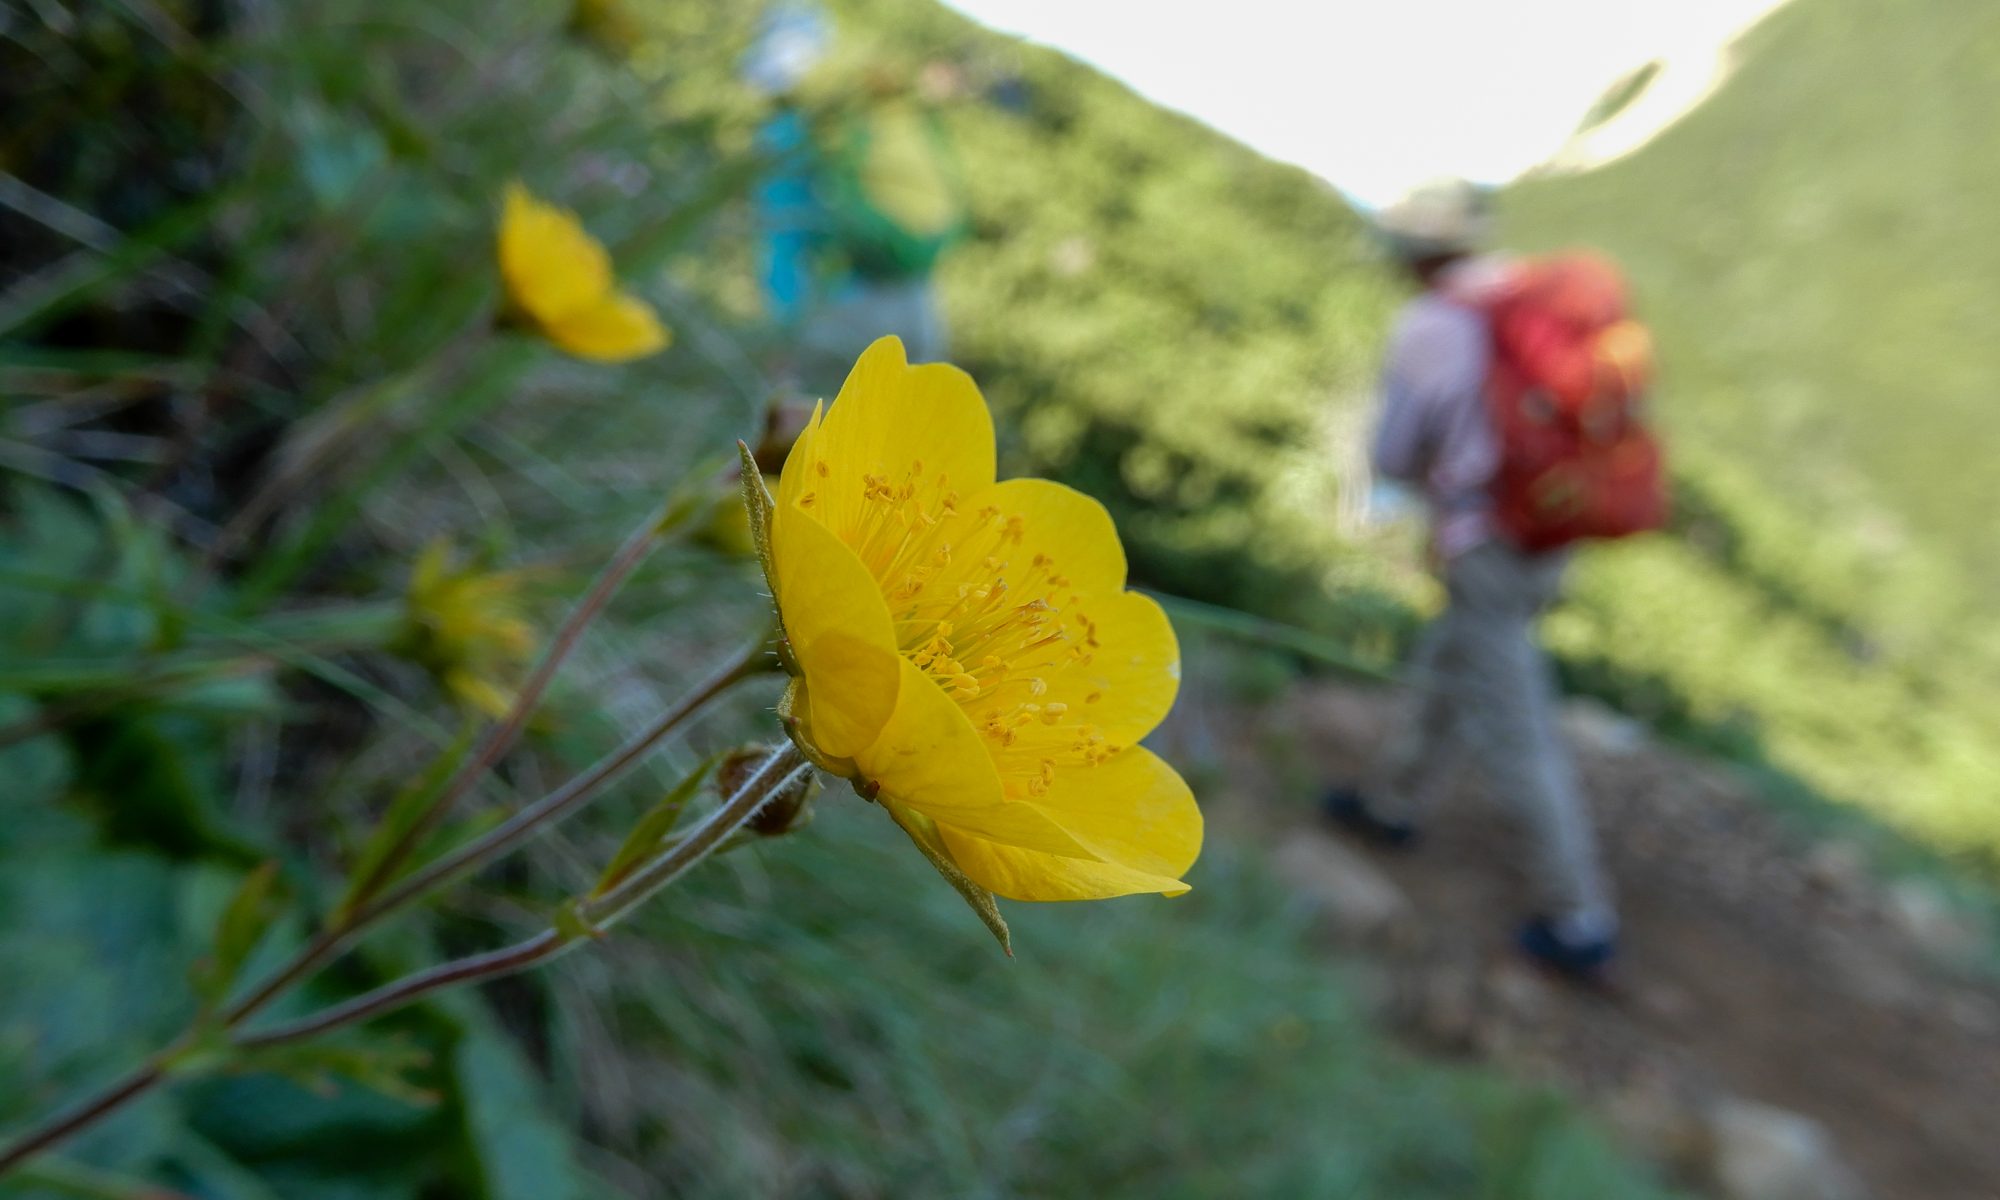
[880,800,1013,957]
[775,679,851,777]
[736,439,779,591]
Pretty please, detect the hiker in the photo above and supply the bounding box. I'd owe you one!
[796,58,968,372]
[746,8,968,395]
[745,4,833,345]
[1325,179,1666,979]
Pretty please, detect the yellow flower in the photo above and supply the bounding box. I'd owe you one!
[760,336,1200,902]
[497,182,668,362]
[404,540,539,718]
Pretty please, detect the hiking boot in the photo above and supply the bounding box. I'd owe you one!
[1517,915,1618,980]
[1321,785,1419,849]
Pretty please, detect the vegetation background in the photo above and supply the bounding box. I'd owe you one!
[1,0,1992,1195]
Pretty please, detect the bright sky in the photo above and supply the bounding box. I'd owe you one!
[945,0,1789,207]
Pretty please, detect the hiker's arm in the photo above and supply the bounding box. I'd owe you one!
[1371,307,1486,484]
[1371,376,1425,482]
[1371,315,1441,482]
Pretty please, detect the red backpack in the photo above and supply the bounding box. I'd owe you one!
[1466,253,1668,551]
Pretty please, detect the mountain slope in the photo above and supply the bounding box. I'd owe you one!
[1505,0,2000,864]
[1511,0,2000,586]
[836,0,2000,870]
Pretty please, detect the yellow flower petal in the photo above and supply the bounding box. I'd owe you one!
[798,336,996,546]
[857,657,1090,856]
[940,740,1200,900]
[772,503,901,757]
[938,833,1192,901]
[938,747,1199,901]
[973,478,1127,600]
[499,182,613,325]
[542,292,669,363]
[1038,745,1201,877]
[1041,589,1180,745]
[796,631,902,761]
[774,401,825,517]
[761,337,1203,910]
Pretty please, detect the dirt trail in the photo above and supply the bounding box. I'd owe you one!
[1197,680,2000,1200]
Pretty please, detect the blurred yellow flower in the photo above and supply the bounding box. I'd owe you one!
[403,540,538,718]
[762,336,1200,901]
[497,182,668,362]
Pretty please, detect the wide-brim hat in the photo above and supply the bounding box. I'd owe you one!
[1374,178,1493,260]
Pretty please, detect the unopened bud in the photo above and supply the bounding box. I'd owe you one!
[719,745,821,836]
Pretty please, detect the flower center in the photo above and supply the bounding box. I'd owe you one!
[808,454,1124,795]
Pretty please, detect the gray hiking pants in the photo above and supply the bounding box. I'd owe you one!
[1368,541,1615,926]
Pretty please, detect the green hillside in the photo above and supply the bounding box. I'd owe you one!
[1514,0,2000,586]
[1503,0,2000,864]
[836,0,2000,873]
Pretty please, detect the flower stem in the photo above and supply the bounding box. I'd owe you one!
[220,638,767,1026]
[582,743,808,929]
[0,1061,169,1177]
[0,639,769,1178]
[342,499,678,910]
[232,931,572,1051]
[232,744,811,1051]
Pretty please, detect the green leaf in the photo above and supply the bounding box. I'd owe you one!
[333,724,477,922]
[8,1155,207,1200]
[69,713,266,864]
[452,1027,584,1200]
[190,861,286,1009]
[0,693,75,809]
[588,752,724,898]
[233,1037,437,1110]
[880,800,1012,957]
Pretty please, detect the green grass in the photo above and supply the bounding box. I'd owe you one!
[570,779,1680,1199]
